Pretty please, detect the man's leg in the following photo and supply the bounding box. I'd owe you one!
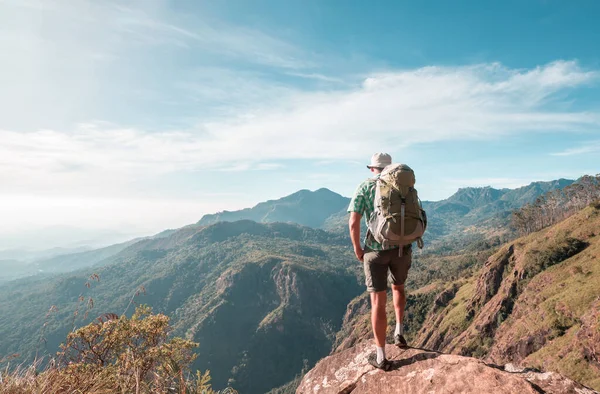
[370,290,387,348]
[389,245,412,347]
[363,249,390,364]
[391,284,406,338]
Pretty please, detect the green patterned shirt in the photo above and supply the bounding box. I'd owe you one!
[348,175,398,251]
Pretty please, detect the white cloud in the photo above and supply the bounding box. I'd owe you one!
[285,72,348,84]
[216,163,284,172]
[1,61,598,197]
[1,2,599,237]
[551,140,600,156]
[255,163,285,171]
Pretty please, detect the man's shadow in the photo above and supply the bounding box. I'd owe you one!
[388,346,441,371]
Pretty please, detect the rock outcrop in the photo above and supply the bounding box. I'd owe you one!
[296,341,598,394]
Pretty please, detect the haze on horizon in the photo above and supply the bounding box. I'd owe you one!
[1,0,599,250]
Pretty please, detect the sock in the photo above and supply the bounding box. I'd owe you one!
[376,346,386,364]
[395,322,404,337]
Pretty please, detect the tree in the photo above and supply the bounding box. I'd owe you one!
[511,174,600,235]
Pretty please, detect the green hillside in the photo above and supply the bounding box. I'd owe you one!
[0,220,361,394]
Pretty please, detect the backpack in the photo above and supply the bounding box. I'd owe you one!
[367,164,427,252]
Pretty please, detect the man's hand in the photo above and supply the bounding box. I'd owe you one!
[354,246,365,262]
[349,212,364,262]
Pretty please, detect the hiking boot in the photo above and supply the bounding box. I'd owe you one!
[367,352,392,371]
[394,334,408,348]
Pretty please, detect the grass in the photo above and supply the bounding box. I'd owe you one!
[488,205,600,390]
[436,280,475,335]
[524,324,600,391]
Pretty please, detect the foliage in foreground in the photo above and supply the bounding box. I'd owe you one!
[0,306,236,394]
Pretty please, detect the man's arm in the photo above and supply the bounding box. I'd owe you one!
[349,212,364,262]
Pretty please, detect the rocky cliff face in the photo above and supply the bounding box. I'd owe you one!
[179,258,363,393]
[413,205,600,389]
[297,340,597,394]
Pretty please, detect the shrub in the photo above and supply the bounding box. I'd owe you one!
[0,306,236,394]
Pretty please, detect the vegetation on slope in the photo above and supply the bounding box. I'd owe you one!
[414,203,600,389]
[512,174,600,235]
[0,306,230,393]
[0,221,361,394]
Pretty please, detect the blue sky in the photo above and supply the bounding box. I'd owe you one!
[0,0,599,245]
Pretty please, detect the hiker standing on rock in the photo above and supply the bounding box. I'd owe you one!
[348,153,426,371]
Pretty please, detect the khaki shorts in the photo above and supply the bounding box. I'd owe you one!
[363,245,412,293]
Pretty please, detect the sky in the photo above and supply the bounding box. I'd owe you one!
[1,0,599,247]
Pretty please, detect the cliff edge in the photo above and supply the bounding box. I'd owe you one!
[296,340,597,394]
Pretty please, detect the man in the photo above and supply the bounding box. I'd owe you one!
[348,152,412,371]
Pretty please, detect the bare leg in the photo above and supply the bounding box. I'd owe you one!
[370,290,387,347]
[391,284,406,329]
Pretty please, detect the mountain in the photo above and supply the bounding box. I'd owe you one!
[440,179,574,210]
[419,179,575,252]
[425,178,575,221]
[333,202,600,390]
[445,186,508,208]
[3,180,572,284]
[28,239,141,274]
[198,188,350,229]
[0,220,362,394]
[0,177,588,392]
[500,178,575,206]
[0,227,189,284]
[0,246,122,286]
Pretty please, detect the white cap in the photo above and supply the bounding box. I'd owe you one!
[367,153,392,169]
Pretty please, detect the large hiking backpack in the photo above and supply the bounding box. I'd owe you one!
[367,164,427,251]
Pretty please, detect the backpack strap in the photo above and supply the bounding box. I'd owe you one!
[400,199,405,241]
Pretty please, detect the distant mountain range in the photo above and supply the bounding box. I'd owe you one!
[0,176,588,393]
[420,179,576,251]
[426,178,574,219]
[198,178,575,236]
[1,178,576,284]
[0,226,140,254]
[0,231,175,284]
